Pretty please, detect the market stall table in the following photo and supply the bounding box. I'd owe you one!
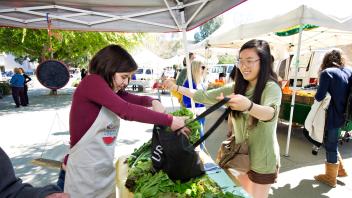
[115,150,250,198]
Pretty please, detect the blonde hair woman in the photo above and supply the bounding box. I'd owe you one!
[180,59,207,141]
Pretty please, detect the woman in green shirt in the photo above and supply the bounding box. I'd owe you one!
[164,39,282,198]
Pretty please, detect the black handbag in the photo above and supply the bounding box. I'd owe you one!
[151,98,231,181]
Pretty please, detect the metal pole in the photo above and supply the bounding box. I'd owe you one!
[284,24,304,157]
[180,8,196,112]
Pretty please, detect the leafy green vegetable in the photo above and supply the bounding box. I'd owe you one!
[127,140,152,167]
[171,108,201,144]
[125,108,244,198]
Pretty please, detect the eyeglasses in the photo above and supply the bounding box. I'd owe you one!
[237,58,260,68]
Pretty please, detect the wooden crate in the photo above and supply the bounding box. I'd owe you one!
[282,94,292,102]
[282,94,314,105]
[296,95,314,105]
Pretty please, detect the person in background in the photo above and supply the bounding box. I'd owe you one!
[10,68,25,108]
[181,60,208,139]
[80,68,87,80]
[19,68,31,106]
[314,49,352,187]
[0,147,69,198]
[63,44,189,198]
[176,52,196,86]
[172,52,196,106]
[131,73,137,91]
[164,39,281,198]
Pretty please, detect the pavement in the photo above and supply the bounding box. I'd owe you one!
[0,80,351,198]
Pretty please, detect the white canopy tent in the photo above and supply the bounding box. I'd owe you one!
[197,5,352,54]
[0,0,246,110]
[132,48,180,69]
[193,0,352,155]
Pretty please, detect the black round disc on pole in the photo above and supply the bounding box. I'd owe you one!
[36,60,70,90]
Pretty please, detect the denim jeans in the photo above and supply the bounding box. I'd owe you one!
[57,168,66,191]
[324,128,339,163]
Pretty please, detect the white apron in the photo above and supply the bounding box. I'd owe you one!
[64,107,120,198]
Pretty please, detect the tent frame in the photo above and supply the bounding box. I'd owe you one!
[0,1,207,30]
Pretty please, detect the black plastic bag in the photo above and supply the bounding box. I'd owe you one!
[151,98,231,181]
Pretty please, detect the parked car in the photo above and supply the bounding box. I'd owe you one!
[129,67,156,91]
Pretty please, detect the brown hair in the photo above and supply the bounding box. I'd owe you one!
[89,45,138,88]
[18,68,25,74]
[320,49,345,72]
[14,68,21,74]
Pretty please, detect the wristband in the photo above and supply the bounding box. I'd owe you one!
[246,101,254,112]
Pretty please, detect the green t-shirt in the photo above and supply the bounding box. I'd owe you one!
[193,81,282,174]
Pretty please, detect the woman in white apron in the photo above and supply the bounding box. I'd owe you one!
[64,45,189,198]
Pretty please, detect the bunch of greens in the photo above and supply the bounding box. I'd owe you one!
[125,160,153,190]
[133,170,242,198]
[124,108,243,197]
[127,140,152,167]
[171,108,201,144]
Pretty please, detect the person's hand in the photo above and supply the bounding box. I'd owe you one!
[152,100,166,113]
[46,193,70,198]
[162,79,177,91]
[170,116,191,138]
[216,93,251,111]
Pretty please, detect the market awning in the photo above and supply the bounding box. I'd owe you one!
[0,0,245,32]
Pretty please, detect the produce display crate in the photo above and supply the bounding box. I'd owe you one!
[279,102,311,125]
[295,95,314,105]
[282,94,314,105]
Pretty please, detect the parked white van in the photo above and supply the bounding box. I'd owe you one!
[129,67,156,91]
[134,67,155,80]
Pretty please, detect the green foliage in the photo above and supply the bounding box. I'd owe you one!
[0,82,11,95]
[218,54,236,64]
[194,16,223,43]
[0,27,144,68]
[127,140,152,167]
[170,108,201,144]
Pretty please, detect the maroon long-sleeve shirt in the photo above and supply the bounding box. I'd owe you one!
[69,74,173,150]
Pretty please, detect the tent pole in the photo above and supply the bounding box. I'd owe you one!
[180,8,196,112]
[284,24,304,157]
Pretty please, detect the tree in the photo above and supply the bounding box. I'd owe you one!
[218,54,236,64]
[194,16,223,43]
[0,27,143,68]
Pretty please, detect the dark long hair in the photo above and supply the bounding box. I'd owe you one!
[233,39,278,126]
[89,44,138,88]
[320,49,345,72]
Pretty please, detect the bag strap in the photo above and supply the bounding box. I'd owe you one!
[193,108,231,148]
[190,97,231,148]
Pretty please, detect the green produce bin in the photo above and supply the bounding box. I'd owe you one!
[279,102,311,125]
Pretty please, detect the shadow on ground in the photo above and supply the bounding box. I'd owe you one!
[277,122,352,173]
[270,179,331,198]
[9,142,69,187]
[0,88,74,115]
